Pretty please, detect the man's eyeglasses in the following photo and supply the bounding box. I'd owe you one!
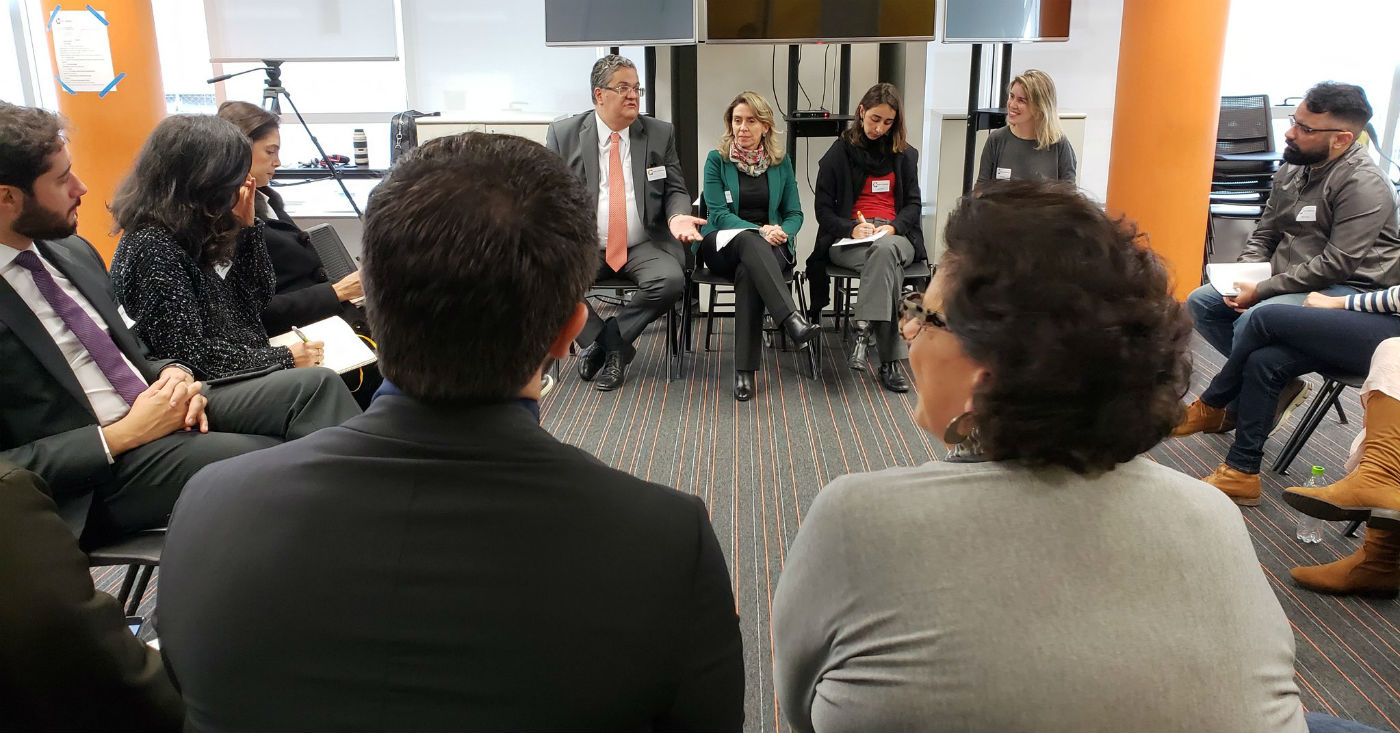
[899,292,948,342]
[599,84,646,98]
[1289,115,1345,135]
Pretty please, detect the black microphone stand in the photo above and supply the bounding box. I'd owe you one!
[211,61,364,219]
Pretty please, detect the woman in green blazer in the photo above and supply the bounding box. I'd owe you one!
[699,91,820,401]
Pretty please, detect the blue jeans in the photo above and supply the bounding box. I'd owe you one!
[1187,283,1363,357]
[1306,711,1384,732]
[1199,304,1400,473]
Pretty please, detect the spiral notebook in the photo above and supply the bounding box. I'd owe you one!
[268,316,376,374]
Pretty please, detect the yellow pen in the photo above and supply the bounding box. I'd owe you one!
[857,211,868,226]
[291,326,310,343]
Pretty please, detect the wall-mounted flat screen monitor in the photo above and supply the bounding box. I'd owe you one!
[943,0,1071,43]
[705,0,937,43]
[545,0,697,46]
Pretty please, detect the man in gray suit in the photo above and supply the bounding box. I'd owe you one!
[546,54,705,391]
[0,102,360,547]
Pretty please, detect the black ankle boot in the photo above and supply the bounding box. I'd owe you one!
[780,313,820,345]
[877,362,910,393]
[734,371,754,401]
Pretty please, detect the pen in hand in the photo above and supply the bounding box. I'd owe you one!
[291,326,310,343]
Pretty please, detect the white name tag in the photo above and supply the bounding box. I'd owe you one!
[724,190,733,203]
[646,165,666,182]
[871,179,891,193]
[996,167,1012,180]
[1297,205,1317,222]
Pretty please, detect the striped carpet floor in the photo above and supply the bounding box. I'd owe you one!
[99,316,1400,732]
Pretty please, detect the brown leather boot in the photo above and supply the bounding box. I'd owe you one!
[1283,393,1400,532]
[1201,464,1261,507]
[1290,526,1400,599]
[1173,399,1232,437]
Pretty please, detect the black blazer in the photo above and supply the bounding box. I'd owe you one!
[806,138,926,313]
[0,236,173,532]
[159,396,745,732]
[545,111,692,253]
[0,460,184,732]
[257,188,366,335]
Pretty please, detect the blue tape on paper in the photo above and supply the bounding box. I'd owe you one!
[98,72,125,98]
[47,5,60,31]
[85,4,107,24]
[55,75,76,95]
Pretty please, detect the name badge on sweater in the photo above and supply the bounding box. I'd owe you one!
[996,167,1012,180]
[646,165,666,181]
[1297,205,1317,222]
[871,179,891,193]
[724,190,733,203]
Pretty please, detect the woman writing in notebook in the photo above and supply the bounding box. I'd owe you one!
[109,115,326,378]
[216,102,367,337]
[809,82,925,392]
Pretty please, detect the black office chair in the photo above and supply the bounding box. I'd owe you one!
[87,529,165,617]
[588,277,684,381]
[686,264,820,379]
[1272,372,1364,476]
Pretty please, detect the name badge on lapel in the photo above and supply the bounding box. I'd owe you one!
[724,190,733,204]
[871,179,891,193]
[996,167,1012,180]
[646,165,666,182]
[1296,205,1317,222]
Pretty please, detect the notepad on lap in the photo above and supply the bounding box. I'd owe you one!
[269,316,377,374]
[1205,262,1271,297]
[832,230,889,247]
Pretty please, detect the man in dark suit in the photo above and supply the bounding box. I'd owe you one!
[0,102,360,547]
[0,460,184,731]
[546,54,705,391]
[158,132,744,731]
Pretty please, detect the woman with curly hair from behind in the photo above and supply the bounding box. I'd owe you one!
[772,180,1317,732]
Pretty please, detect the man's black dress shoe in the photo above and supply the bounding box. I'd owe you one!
[576,342,605,381]
[594,352,626,391]
[734,371,754,401]
[878,362,910,393]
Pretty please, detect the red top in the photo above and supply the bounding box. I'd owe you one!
[852,173,897,222]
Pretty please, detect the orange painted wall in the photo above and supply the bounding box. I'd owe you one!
[42,1,164,263]
[1105,0,1231,300]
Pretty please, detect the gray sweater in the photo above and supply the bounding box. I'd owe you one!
[976,125,1077,185]
[772,456,1306,733]
[1242,143,1400,300]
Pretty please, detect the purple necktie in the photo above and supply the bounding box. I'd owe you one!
[14,249,146,405]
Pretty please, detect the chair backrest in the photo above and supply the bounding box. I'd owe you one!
[1217,95,1273,155]
[305,224,360,282]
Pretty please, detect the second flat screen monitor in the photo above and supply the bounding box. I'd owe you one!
[943,0,1071,43]
[706,0,937,43]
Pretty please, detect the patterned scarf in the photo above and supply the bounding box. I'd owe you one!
[728,142,771,177]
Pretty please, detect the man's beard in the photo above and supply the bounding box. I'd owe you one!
[12,195,77,241]
[1282,142,1327,166]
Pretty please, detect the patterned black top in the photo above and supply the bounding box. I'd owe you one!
[111,223,295,379]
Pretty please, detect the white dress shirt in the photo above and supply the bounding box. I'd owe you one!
[594,112,648,249]
[0,243,147,427]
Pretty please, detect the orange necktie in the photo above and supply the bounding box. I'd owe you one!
[606,131,628,272]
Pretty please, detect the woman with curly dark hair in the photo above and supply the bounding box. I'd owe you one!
[772,181,1309,731]
[109,115,324,378]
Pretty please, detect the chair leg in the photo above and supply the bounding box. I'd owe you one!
[1343,519,1363,538]
[1332,393,1348,425]
[1273,380,1346,475]
[667,306,681,381]
[125,565,154,617]
[704,284,718,351]
[113,563,138,611]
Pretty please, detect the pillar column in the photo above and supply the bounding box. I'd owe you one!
[43,1,164,262]
[1104,0,1231,300]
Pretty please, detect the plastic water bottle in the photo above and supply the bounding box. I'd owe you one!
[1295,465,1326,544]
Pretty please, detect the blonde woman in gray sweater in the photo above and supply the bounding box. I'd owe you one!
[772,180,1313,732]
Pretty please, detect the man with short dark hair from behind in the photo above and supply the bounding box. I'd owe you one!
[1178,82,1400,502]
[158,132,745,732]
